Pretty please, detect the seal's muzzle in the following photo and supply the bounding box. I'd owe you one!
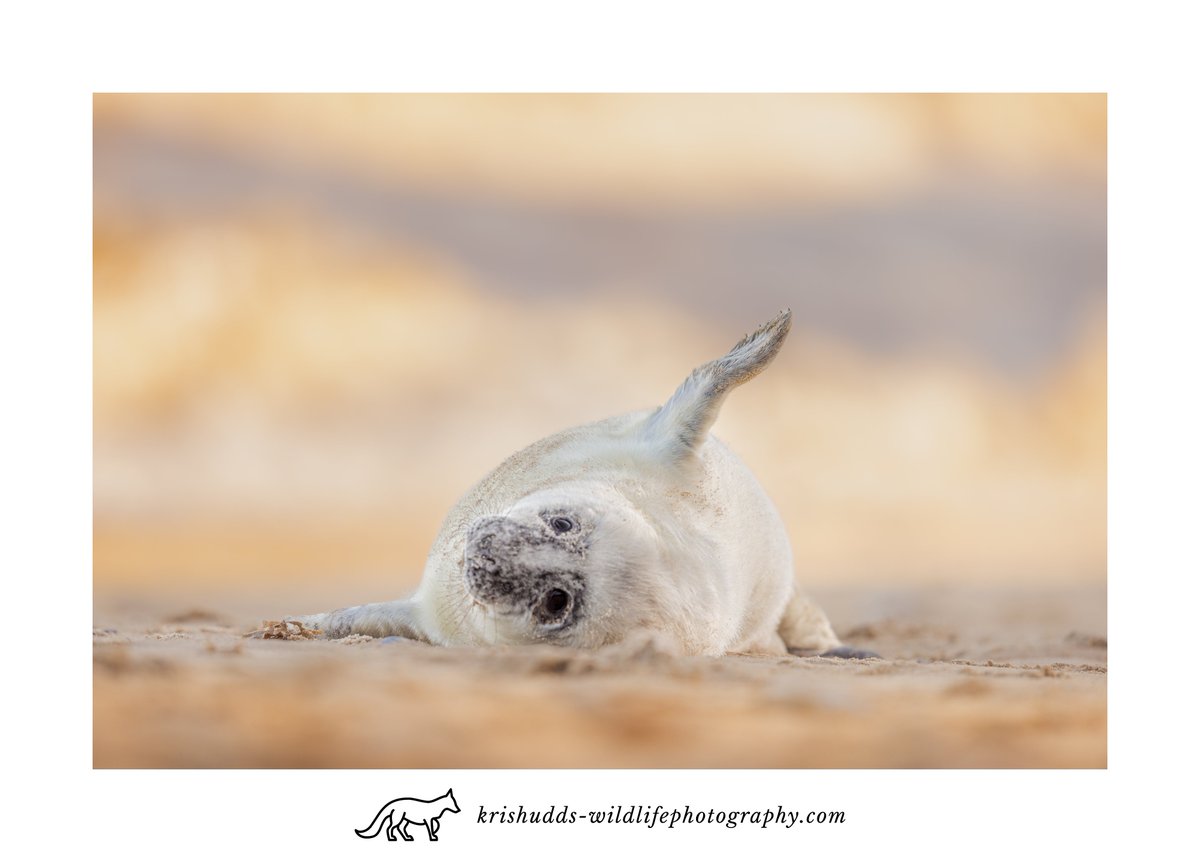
[463,515,584,628]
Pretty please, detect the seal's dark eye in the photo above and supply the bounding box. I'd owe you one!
[549,516,574,533]
[543,589,570,616]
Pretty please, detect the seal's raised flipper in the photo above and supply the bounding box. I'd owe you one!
[641,309,792,462]
[251,599,429,641]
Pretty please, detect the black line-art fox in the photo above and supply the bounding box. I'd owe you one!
[355,789,462,842]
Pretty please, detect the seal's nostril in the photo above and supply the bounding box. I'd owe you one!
[543,589,570,616]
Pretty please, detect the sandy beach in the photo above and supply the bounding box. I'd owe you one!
[94,583,1105,768]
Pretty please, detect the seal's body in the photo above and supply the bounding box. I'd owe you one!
[285,311,848,656]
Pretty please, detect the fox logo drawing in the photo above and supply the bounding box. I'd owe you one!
[355,789,461,842]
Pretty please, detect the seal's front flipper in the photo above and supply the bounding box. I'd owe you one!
[245,618,323,639]
[641,309,792,463]
[249,599,429,641]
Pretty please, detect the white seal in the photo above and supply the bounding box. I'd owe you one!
[280,310,859,657]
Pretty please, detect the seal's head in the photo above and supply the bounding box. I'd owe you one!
[461,483,659,646]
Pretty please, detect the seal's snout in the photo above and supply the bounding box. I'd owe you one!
[466,515,508,547]
[463,515,532,605]
[462,514,585,630]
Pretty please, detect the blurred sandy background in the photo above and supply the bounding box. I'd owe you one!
[93,94,1106,768]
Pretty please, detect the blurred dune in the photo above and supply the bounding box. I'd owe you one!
[93,94,1105,598]
[93,95,1106,378]
[93,94,1105,205]
[94,216,1104,590]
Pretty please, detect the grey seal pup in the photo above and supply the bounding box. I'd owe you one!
[275,310,867,657]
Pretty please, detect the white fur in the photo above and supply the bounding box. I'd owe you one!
[287,311,841,656]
